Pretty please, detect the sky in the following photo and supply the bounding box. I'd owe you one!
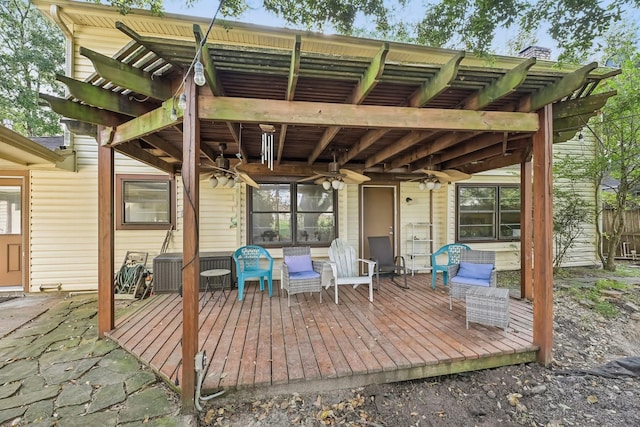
[162,0,562,59]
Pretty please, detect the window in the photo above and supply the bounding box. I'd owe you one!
[249,183,337,246]
[116,174,175,230]
[457,185,520,242]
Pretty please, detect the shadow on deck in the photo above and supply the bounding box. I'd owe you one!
[108,274,538,399]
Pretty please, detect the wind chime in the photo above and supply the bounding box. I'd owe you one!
[259,124,275,171]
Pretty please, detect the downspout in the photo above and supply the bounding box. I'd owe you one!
[50,5,75,152]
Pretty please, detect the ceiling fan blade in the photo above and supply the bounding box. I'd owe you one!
[298,174,323,182]
[420,169,451,180]
[339,168,370,184]
[237,171,260,188]
[441,169,471,181]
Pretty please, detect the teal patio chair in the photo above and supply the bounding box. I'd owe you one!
[431,243,471,289]
[233,245,274,301]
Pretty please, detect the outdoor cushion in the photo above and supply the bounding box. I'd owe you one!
[450,276,491,286]
[457,262,493,281]
[284,255,314,273]
[289,270,321,280]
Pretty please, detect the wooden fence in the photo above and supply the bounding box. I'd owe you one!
[603,208,640,259]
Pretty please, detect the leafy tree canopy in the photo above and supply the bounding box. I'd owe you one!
[0,0,64,136]
[96,0,640,61]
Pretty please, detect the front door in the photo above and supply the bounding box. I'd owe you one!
[0,179,23,287]
[361,185,397,260]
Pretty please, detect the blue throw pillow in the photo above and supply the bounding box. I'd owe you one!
[457,262,493,281]
[284,255,313,273]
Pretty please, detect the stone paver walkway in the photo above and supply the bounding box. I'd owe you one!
[0,295,193,426]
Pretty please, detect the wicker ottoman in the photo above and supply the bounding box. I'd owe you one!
[465,287,510,335]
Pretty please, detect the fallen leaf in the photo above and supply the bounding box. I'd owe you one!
[587,395,599,404]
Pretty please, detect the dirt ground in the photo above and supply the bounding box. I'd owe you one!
[198,265,640,427]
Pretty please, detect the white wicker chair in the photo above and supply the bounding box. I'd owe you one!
[447,249,496,309]
[281,246,323,306]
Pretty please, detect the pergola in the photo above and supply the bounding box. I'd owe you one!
[37,0,619,409]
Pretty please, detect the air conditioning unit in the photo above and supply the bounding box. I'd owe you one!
[153,252,235,293]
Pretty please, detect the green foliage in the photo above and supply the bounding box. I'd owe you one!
[552,184,591,271]
[0,0,64,136]
[564,278,626,319]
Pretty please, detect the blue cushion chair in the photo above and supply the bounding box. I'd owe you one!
[281,246,323,306]
[430,243,471,289]
[233,245,274,301]
[447,249,496,309]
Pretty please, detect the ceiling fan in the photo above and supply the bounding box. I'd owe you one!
[406,168,471,191]
[201,143,259,189]
[298,152,370,190]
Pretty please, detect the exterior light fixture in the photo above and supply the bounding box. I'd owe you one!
[217,174,229,186]
[322,180,332,190]
[170,106,178,121]
[177,93,187,110]
[418,181,426,191]
[434,181,442,190]
[209,176,218,188]
[193,61,206,86]
[426,181,436,190]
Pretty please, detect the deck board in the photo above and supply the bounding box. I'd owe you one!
[109,274,537,396]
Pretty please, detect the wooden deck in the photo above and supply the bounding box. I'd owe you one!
[108,275,538,398]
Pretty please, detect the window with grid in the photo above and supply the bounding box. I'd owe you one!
[457,185,520,242]
[249,183,336,246]
[116,174,176,230]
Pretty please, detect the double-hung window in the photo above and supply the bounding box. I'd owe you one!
[249,183,336,246]
[456,184,520,242]
[116,174,176,230]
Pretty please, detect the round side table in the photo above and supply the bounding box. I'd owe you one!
[200,268,231,308]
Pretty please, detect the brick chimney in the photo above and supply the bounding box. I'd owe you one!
[518,46,551,60]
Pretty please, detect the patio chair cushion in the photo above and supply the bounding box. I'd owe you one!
[284,254,313,273]
[289,270,321,280]
[457,262,493,281]
[450,276,492,287]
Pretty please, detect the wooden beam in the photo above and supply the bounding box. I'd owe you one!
[277,36,301,165]
[56,74,154,117]
[365,131,432,168]
[521,160,533,301]
[40,93,129,127]
[456,148,528,174]
[116,21,180,68]
[181,75,200,410]
[239,161,317,177]
[408,52,465,107]
[114,141,176,174]
[436,133,502,164]
[389,131,475,170]
[61,119,97,137]
[80,47,172,100]
[286,35,301,101]
[97,133,114,337]
[193,24,224,96]
[442,139,529,169]
[532,104,554,366]
[308,43,389,164]
[341,128,390,164]
[100,102,182,146]
[553,90,616,120]
[519,62,598,112]
[140,134,182,161]
[462,58,536,110]
[198,96,539,132]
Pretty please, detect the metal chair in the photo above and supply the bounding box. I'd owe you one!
[367,236,408,290]
[327,238,376,304]
[430,243,471,289]
[281,246,323,306]
[233,245,273,301]
[447,249,496,309]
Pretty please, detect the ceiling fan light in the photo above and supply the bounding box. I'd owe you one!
[426,181,436,190]
[209,176,218,188]
[332,179,341,190]
[338,180,346,190]
[418,181,426,191]
[322,180,332,190]
[218,175,229,186]
[434,181,442,190]
[226,177,236,187]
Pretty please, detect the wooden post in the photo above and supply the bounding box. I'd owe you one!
[520,160,533,300]
[532,105,554,365]
[97,131,115,337]
[181,75,200,410]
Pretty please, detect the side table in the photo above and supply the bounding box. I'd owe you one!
[200,268,231,308]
